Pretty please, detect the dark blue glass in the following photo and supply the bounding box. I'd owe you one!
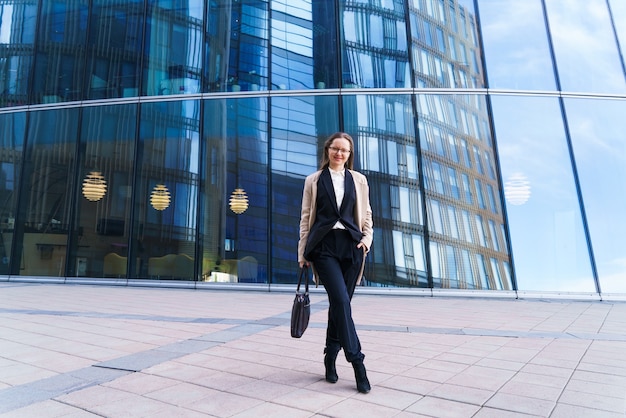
[202,97,268,284]
[135,100,200,280]
[143,1,204,96]
[14,108,80,276]
[85,1,145,99]
[0,111,26,273]
[31,1,89,104]
[0,2,38,107]
[76,104,137,278]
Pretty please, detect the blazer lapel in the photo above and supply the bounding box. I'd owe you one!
[319,169,340,213]
[341,170,355,213]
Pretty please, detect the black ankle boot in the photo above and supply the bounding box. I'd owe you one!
[352,359,371,393]
[324,348,339,383]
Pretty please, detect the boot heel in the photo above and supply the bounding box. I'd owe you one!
[352,359,371,393]
[324,348,339,383]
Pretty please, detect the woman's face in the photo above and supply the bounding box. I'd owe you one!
[327,137,351,171]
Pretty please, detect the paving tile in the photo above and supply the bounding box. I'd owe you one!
[550,403,626,418]
[484,392,555,416]
[472,406,538,417]
[143,381,217,405]
[192,371,258,391]
[558,389,626,414]
[353,384,422,409]
[475,358,525,372]
[270,387,345,412]
[498,379,562,401]
[445,365,515,391]
[564,378,626,398]
[320,397,402,417]
[148,404,215,418]
[230,401,313,417]
[427,383,493,405]
[570,369,626,387]
[102,372,180,395]
[377,375,439,396]
[89,394,179,417]
[506,371,569,390]
[55,385,136,409]
[405,395,481,417]
[0,399,101,418]
[228,379,298,401]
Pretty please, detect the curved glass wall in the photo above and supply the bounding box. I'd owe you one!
[0,0,625,296]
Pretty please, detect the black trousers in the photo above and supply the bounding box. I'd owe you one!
[311,229,364,363]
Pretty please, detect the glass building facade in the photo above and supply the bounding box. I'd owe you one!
[0,0,624,297]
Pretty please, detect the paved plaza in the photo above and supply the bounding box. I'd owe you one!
[0,281,625,417]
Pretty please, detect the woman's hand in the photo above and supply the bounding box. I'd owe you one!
[299,261,309,269]
[356,242,368,251]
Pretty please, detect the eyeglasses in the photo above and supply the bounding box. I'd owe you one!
[328,146,351,155]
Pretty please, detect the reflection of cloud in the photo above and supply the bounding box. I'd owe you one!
[480,1,554,90]
[546,1,626,92]
[598,257,626,293]
[504,172,531,205]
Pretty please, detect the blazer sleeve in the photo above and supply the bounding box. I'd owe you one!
[352,170,373,252]
[298,174,314,263]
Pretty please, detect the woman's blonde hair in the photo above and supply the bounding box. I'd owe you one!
[320,132,355,170]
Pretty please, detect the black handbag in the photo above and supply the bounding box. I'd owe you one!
[290,266,310,338]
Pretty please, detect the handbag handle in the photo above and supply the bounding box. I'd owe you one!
[296,265,309,294]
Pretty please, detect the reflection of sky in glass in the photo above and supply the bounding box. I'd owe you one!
[270,96,319,176]
[491,95,595,292]
[479,1,555,90]
[564,98,626,293]
[546,0,626,94]
[0,5,13,43]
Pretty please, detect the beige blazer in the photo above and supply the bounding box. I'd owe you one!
[298,169,373,285]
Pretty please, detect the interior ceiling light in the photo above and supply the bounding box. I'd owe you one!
[229,188,249,214]
[150,184,171,210]
[82,171,107,202]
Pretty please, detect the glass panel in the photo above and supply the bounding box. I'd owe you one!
[545,0,626,94]
[409,0,483,88]
[85,0,145,99]
[32,1,89,104]
[0,1,38,107]
[491,95,594,292]
[203,97,268,284]
[343,93,426,287]
[564,98,626,293]
[340,0,410,88]
[207,0,269,92]
[461,249,474,288]
[418,94,510,290]
[478,0,556,90]
[75,104,137,278]
[143,1,204,96]
[15,108,79,276]
[271,0,312,90]
[134,100,200,280]
[271,95,329,283]
[0,111,26,274]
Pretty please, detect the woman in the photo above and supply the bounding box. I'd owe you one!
[298,132,373,394]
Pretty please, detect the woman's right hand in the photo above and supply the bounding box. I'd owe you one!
[299,261,309,269]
